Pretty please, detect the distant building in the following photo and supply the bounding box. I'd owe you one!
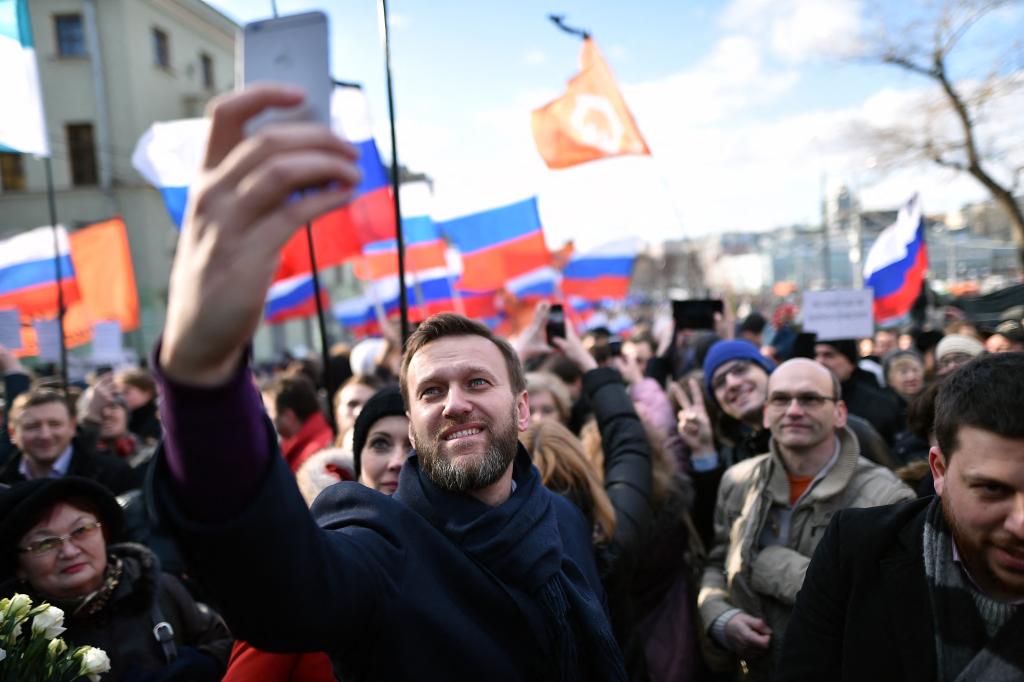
[954,196,1024,241]
[0,0,237,351]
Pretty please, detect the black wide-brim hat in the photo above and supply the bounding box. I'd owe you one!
[0,477,124,578]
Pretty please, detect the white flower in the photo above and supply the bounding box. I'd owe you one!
[5,594,31,623]
[47,637,68,658]
[0,646,6,662]
[31,605,66,639]
[77,646,111,681]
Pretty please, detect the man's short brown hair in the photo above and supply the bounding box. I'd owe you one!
[399,314,526,404]
[10,388,74,426]
[115,368,157,397]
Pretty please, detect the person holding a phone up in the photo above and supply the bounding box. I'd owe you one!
[145,84,628,682]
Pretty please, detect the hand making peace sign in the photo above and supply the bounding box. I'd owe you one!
[668,378,716,458]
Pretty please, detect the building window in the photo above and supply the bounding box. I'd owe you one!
[152,27,170,69]
[54,14,86,57]
[66,123,98,186]
[200,52,214,89]
[0,153,27,191]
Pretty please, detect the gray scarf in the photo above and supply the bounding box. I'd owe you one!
[921,497,1024,681]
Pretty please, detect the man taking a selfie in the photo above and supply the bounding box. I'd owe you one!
[151,85,626,681]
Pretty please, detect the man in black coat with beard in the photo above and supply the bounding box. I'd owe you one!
[815,339,902,445]
[777,353,1024,681]
[149,85,627,682]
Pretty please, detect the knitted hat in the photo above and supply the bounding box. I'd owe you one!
[934,334,984,363]
[816,339,859,368]
[351,386,406,477]
[994,319,1024,344]
[0,477,124,578]
[702,340,775,407]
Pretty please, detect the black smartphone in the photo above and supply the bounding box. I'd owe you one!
[672,299,724,331]
[608,340,623,357]
[546,304,566,345]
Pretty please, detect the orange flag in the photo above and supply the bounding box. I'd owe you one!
[532,38,650,169]
[68,217,140,332]
[16,218,140,356]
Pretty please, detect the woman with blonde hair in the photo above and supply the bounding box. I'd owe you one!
[520,420,616,543]
[525,371,572,426]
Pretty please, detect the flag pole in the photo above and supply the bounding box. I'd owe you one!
[303,223,338,435]
[377,0,410,347]
[548,14,590,39]
[43,157,68,390]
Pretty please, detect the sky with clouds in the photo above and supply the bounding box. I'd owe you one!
[205,0,1024,251]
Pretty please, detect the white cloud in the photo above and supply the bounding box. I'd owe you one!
[627,35,800,128]
[721,0,862,63]
[523,49,548,66]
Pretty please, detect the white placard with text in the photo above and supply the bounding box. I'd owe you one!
[802,288,875,341]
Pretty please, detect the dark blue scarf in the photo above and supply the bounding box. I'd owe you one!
[395,445,627,682]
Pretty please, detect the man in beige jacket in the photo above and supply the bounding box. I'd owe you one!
[698,358,914,678]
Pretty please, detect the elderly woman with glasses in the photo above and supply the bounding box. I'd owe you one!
[0,477,231,681]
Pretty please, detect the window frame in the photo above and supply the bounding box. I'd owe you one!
[65,122,98,187]
[0,153,27,192]
[53,13,87,59]
[200,51,215,89]
[152,26,171,70]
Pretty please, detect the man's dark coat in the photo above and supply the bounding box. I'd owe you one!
[155,427,622,681]
[0,435,142,494]
[775,497,937,681]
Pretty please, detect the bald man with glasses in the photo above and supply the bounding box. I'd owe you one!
[697,358,913,680]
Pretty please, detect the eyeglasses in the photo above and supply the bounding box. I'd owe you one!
[767,393,838,409]
[18,522,102,556]
[711,359,753,391]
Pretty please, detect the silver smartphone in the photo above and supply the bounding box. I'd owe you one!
[240,11,331,136]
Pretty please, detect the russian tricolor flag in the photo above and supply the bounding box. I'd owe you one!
[864,194,928,324]
[333,296,380,338]
[131,85,396,279]
[505,266,559,298]
[0,226,79,317]
[353,182,448,281]
[437,197,551,293]
[562,238,639,301]
[264,274,326,324]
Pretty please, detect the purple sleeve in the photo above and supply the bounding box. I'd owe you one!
[154,346,272,522]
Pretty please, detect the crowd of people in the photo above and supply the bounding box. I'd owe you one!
[0,85,1022,681]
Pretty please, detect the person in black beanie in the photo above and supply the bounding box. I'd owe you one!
[351,386,409,495]
[815,339,902,446]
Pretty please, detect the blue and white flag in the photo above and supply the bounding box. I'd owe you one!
[0,0,49,155]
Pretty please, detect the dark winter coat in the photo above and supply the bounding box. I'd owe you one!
[0,371,30,466]
[775,497,937,681]
[0,435,142,495]
[154,425,625,682]
[128,400,162,444]
[840,369,903,446]
[1,543,231,682]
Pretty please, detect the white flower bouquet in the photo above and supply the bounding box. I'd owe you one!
[0,594,110,681]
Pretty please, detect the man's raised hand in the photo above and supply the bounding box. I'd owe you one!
[160,86,361,386]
